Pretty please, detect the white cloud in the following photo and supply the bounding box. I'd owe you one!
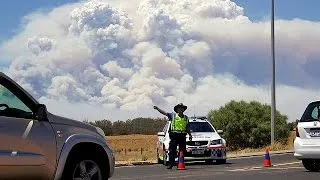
[101,61,134,80]
[1,0,320,122]
[27,36,55,56]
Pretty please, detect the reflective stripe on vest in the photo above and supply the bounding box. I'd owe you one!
[170,113,187,133]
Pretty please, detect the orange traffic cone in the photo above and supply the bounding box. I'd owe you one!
[177,151,186,170]
[263,147,271,167]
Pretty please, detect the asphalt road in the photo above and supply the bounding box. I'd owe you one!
[110,153,320,180]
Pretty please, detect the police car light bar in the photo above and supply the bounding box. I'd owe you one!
[189,116,207,120]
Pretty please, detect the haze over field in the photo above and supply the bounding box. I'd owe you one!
[1,0,320,122]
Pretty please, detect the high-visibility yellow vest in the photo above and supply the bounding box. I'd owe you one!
[170,113,188,133]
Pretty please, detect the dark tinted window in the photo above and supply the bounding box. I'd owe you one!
[0,84,33,119]
[189,122,215,132]
[301,102,320,122]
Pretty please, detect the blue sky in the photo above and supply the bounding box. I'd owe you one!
[233,0,320,22]
[0,0,319,43]
[0,0,80,43]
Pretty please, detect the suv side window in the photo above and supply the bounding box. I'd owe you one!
[0,84,33,119]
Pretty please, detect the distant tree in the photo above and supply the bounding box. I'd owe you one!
[129,117,167,134]
[87,117,167,136]
[207,100,290,150]
[92,119,113,136]
[287,121,298,131]
[112,120,129,135]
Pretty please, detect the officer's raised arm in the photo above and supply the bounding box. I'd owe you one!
[153,106,169,117]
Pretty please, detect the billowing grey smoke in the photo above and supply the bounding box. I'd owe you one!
[1,0,320,121]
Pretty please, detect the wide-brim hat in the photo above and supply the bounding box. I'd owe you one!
[174,103,187,112]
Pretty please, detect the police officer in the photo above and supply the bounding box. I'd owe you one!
[153,103,192,169]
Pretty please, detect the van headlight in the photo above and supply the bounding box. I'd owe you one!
[210,139,222,145]
[96,127,105,137]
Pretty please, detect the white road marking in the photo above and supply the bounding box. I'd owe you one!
[228,152,293,160]
[271,161,301,167]
[227,161,301,172]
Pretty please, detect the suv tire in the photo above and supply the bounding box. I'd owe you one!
[62,151,108,180]
[302,159,320,172]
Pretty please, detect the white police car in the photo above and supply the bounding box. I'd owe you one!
[156,116,227,165]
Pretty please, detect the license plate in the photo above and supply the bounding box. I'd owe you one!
[192,149,205,155]
[310,130,320,137]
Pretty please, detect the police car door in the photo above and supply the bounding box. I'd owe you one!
[159,121,170,157]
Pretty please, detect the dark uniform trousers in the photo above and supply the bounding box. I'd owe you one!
[168,132,187,165]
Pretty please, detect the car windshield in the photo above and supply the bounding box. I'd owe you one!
[189,122,215,132]
[301,102,320,122]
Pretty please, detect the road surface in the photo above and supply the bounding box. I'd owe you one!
[110,153,319,180]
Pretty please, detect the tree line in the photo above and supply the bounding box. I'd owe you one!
[86,100,298,150]
[85,117,167,136]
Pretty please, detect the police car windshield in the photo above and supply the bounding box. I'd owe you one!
[189,122,215,132]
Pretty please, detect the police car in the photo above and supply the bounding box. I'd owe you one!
[156,116,227,165]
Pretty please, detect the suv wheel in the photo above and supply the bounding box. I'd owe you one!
[62,152,107,180]
[302,159,320,172]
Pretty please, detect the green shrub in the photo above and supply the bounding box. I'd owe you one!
[208,100,290,150]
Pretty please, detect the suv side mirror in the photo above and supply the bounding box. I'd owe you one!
[217,130,223,134]
[36,104,48,121]
[157,132,165,136]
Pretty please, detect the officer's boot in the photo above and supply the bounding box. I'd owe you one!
[167,158,174,169]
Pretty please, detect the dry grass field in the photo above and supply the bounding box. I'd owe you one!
[106,135,158,161]
[106,131,296,162]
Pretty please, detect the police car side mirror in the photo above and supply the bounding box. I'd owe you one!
[157,132,165,136]
[217,130,223,134]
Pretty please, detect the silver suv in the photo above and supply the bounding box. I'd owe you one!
[0,72,115,180]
